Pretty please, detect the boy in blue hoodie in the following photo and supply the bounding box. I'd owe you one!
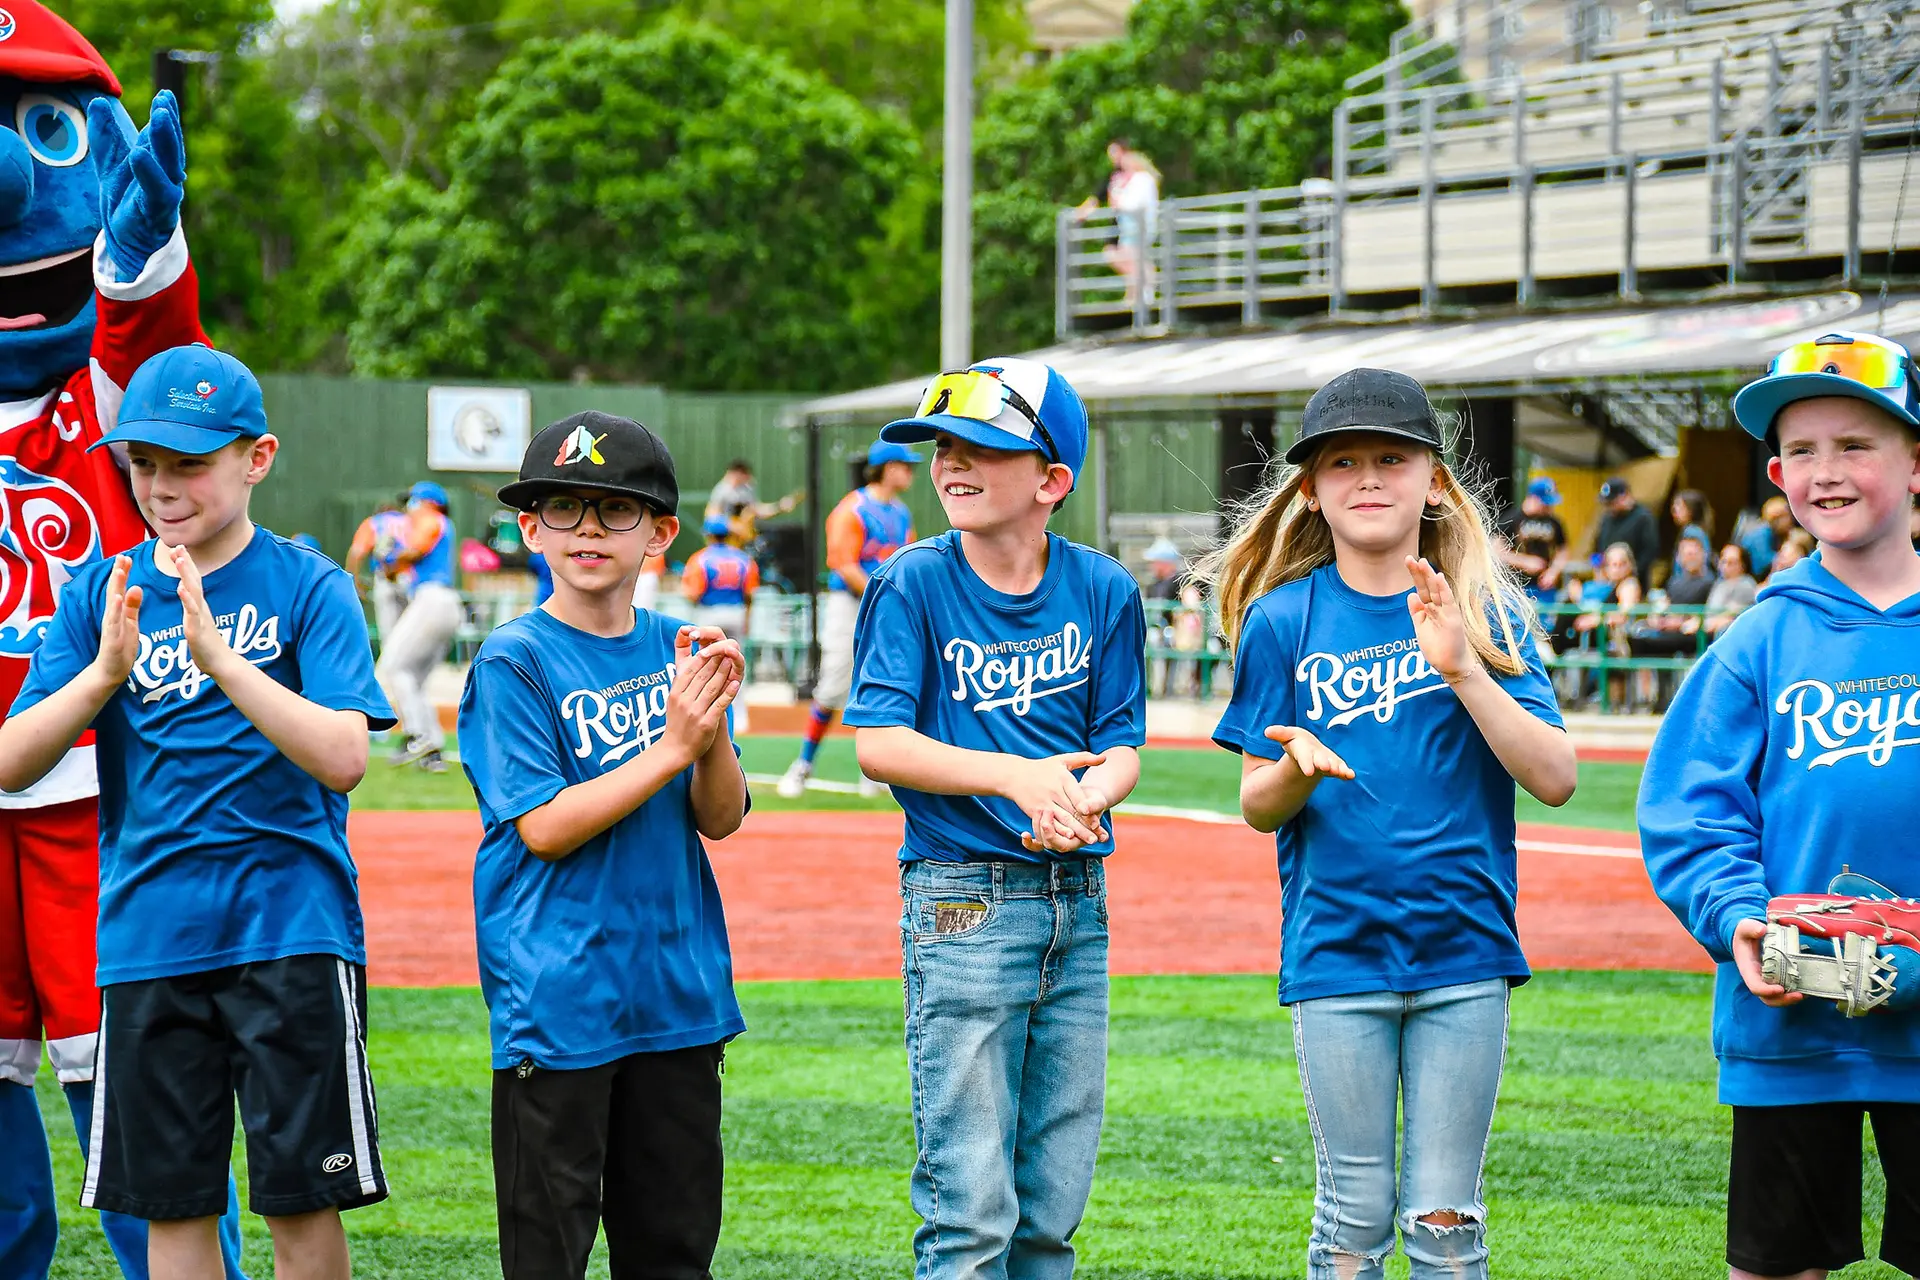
[1640,330,1920,1280]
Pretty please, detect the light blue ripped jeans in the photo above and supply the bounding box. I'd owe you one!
[1290,978,1511,1280]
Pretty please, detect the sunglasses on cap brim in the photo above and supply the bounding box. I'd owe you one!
[1767,333,1915,391]
[915,370,1060,464]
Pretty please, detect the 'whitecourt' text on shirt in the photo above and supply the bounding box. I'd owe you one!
[944,622,1093,714]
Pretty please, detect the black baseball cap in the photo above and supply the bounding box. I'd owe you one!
[1285,368,1444,465]
[498,411,679,514]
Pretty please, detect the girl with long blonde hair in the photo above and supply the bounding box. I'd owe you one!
[1204,368,1577,1280]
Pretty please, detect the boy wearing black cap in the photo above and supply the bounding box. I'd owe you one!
[456,411,749,1280]
[0,344,397,1277]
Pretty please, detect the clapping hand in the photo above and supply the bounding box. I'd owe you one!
[663,627,744,764]
[1261,725,1354,782]
[169,545,238,682]
[1406,555,1477,683]
[90,556,143,686]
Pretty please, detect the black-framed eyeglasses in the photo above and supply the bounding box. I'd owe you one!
[536,494,648,532]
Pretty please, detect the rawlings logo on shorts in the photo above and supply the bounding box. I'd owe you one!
[321,1153,353,1173]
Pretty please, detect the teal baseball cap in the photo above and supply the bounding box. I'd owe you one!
[1733,331,1920,446]
[91,345,267,456]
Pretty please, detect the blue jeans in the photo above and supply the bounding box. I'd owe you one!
[900,859,1109,1280]
[1291,979,1510,1280]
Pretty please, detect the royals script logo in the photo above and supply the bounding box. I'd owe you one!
[128,605,284,704]
[944,623,1092,714]
[1775,673,1920,769]
[1296,637,1446,727]
[561,665,676,767]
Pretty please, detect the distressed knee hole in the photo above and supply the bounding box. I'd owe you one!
[1329,1250,1368,1280]
[1406,1207,1483,1234]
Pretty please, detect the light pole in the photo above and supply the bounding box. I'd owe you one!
[941,0,973,370]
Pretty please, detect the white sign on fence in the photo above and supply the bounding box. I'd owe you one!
[426,386,532,471]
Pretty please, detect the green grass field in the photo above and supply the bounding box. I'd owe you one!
[351,733,1646,832]
[34,974,1903,1279]
[46,736,1879,1278]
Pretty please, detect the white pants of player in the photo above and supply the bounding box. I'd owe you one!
[371,575,408,651]
[812,591,859,712]
[695,604,748,638]
[375,583,462,750]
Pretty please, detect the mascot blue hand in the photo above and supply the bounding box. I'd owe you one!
[86,89,184,282]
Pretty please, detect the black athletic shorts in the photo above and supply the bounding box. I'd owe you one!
[81,953,387,1220]
[1728,1101,1920,1276]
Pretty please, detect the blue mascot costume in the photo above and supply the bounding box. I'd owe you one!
[0,3,246,1276]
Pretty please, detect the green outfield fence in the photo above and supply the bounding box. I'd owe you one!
[250,376,1223,571]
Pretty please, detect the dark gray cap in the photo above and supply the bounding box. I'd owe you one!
[1286,368,1443,464]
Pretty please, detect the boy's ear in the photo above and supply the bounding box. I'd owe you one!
[646,513,680,557]
[1038,462,1074,505]
[243,435,279,486]
[518,510,545,554]
[1765,455,1785,491]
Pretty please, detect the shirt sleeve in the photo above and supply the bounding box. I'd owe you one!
[295,568,397,729]
[745,559,761,594]
[457,653,570,823]
[10,570,104,717]
[842,576,928,729]
[681,553,706,601]
[1089,581,1147,752]
[1212,607,1292,758]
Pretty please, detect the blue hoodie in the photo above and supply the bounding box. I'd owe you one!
[1639,553,1920,1106]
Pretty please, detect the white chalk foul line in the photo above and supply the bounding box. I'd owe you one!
[746,777,1641,859]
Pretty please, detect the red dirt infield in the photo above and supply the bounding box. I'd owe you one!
[352,809,1709,988]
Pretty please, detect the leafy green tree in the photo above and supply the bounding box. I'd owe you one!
[340,23,927,391]
[973,0,1405,354]
[60,0,323,366]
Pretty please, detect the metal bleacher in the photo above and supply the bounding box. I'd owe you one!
[1057,0,1920,334]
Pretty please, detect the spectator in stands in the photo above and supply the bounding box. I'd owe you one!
[1772,527,1815,576]
[1074,139,1160,307]
[1570,541,1643,643]
[1628,532,1715,658]
[1668,488,1714,557]
[1703,543,1758,638]
[1595,477,1660,583]
[1500,476,1569,600]
[1741,495,1795,580]
[1143,537,1184,602]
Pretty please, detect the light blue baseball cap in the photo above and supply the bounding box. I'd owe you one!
[92,345,267,456]
[702,515,732,537]
[867,439,922,467]
[1733,330,1920,446]
[882,358,1090,491]
[409,480,450,508]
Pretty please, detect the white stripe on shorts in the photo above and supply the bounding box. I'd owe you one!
[79,991,108,1207]
[334,961,379,1196]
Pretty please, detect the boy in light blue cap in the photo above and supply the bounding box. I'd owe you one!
[843,357,1147,1279]
[681,513,760,639]
[777,436,920,799]
[1640,330,1920,1280]
[1500,474,1569,600]
[0,344,395,1278]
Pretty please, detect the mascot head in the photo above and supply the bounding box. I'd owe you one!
[0,0,121,399]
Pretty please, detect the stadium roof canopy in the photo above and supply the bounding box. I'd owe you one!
[793,290,1920,422]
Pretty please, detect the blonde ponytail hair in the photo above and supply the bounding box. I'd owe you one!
[1195,436,1534,677]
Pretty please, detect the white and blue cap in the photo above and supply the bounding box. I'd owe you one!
[882,357,1090,491]
[866,439,922,467]
[1733,330,1920,447]
[91,344,267,456]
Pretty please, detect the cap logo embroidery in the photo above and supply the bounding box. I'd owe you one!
[165,386,218,414]
[554,424,607,467]
[194,381,216,398]
[0,12,17,42]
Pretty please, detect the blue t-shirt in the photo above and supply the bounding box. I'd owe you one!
[13,528,395,986]
[1211,564,1564,1005]
[458,607,746,1070]
[843,531,1147,863]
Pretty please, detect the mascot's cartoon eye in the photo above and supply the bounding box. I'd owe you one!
[15,95,87,168]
